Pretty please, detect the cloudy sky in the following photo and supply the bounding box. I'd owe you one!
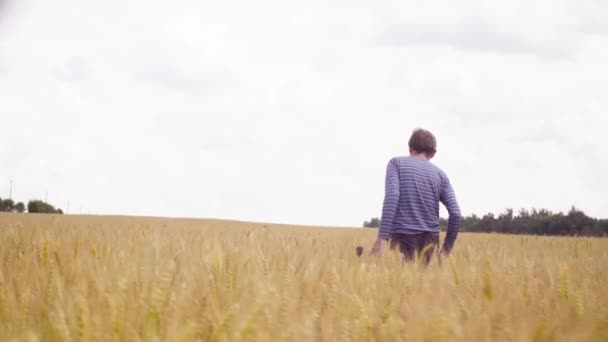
[1,0,607,226]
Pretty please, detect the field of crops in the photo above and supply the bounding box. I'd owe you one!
[1,213,607,341]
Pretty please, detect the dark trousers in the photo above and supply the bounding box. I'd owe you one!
[389,232,439,264]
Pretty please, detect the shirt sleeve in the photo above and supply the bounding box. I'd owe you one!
[378,158,400,240]
[440,175,461,253]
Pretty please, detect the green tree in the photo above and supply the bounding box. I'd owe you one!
[363,217,380,228]
[15,202,26,213]
[0,198,15,212]
[27,200,63,214]
[369,206,606,237]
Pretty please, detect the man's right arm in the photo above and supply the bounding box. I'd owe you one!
[440,175,461,254]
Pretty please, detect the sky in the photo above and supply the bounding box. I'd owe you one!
[1,0,607,226]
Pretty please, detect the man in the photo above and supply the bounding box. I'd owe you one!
[371,128,461,263]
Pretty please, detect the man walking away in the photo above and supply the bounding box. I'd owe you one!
[371,129,461,264]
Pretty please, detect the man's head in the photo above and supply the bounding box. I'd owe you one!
[408,128,437,159]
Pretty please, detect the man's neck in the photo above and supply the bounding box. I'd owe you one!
[410,152,431,160]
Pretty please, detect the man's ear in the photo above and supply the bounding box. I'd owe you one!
[429,150,437,159]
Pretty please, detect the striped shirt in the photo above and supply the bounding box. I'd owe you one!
[378,156,461,252]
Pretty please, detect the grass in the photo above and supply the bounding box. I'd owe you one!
[1,212,607,341]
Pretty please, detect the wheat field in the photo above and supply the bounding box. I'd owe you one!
[1,213,607,341]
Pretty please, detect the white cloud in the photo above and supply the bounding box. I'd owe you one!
[1,0,607,225]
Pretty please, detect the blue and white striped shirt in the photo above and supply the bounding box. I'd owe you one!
[378,156,461,252]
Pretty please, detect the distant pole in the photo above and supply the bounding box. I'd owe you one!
[9,179,13,199]
[45,191,48,203]
[66,201,70,214]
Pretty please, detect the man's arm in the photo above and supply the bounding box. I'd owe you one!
[372,159,400,253]
[440,176,461,254]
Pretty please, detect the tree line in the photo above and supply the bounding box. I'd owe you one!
[0,198,63,214]
[364,207,608,237]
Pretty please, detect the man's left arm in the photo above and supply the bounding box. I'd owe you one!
[372,158,400,254]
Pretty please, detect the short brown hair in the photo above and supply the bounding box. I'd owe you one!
[408,128,437,155]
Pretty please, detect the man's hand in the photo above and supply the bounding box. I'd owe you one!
[440,244,451,256]
[371,238,386,255]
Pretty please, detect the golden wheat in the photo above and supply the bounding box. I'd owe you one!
[0,213,607,341]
